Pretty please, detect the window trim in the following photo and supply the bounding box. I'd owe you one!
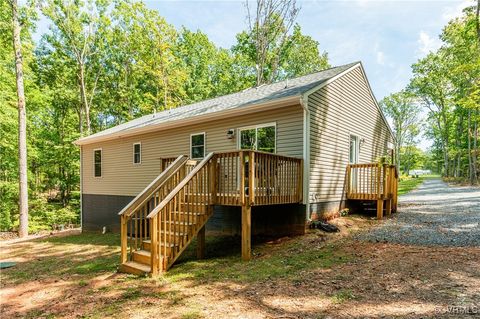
[190,132,206,159]
[349,134,359,164]
[93,148,102,178]
[133,142,142,165]
[237,122,277,153]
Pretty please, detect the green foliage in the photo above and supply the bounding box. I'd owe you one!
[232,22,330,85]
[379,90,421,172]
[408,5,479,183]
[1,0,331,232]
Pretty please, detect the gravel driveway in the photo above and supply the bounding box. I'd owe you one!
[360,178,480,247]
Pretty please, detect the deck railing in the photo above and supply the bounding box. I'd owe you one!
[212,150,303,206]
[119,155,188,264]
[346,163,398,200]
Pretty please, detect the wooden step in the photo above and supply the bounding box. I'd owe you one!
[119,261,151,276]
[142,239,179,252]
[161,220,197,226]
[166,211,204,222]
[132,249,151,264]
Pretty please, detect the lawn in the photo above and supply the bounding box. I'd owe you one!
[397,174,440,195]
[1,215,479,319]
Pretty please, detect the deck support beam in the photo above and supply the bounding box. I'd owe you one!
[196,225,206,259]
[377,199,384,220]
[241,205,252,261]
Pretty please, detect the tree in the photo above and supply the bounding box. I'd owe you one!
[408,4,479,183]
[380,91,421,170]
[243,0,300,85]
[41,0,109,135]
[10,0,29,237]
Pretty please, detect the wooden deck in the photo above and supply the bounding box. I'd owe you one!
[119,150,303,275]
[346,163,398,219]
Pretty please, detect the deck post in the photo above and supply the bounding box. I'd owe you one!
[196,225,206,259]
[120,215,127,264]
[392,167,398,213]
[385,199,392,216]
[377,199,384,220]
[376,163,383,219]
[241,204,252,261]
[150,216,159,276]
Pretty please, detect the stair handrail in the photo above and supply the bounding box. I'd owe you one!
[118,155,188,217]
[146,152,215,219]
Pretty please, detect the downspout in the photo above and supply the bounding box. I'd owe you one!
[80,146,83,232]
[300,95,310,221]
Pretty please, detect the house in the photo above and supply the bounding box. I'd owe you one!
[75,61,395,275]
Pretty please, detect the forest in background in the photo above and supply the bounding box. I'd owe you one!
[1,0,478,233]
[1,0,329,232]
[380,4,479,182]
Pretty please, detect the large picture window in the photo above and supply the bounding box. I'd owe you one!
[133,143,141,164]
[239,123,276,153]
[94,149,102,177]
[190,133,205,159]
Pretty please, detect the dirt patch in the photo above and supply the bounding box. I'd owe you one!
[1,218,479,318]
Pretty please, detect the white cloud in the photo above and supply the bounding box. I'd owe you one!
[376,50,385,65]
[442,0,473,21]
[417,31,441,57]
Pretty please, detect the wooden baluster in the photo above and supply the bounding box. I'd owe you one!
[150,216,158,275]
[300,159,304,202]
[129,215,133,257]
[249,151,255,206]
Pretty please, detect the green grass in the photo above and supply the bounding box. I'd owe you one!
[167,236,349,283]
[331,289,356,304]
[2,233,120,284]
[397,174,441,195]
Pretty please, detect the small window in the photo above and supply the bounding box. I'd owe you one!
[94,149,102,177]
[191,133,205,159]
[349,135,359,164]
[133,143,141,164]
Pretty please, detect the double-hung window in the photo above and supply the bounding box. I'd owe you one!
[94,149,102,177]
[239,123,276,153]
[190,133,205,159]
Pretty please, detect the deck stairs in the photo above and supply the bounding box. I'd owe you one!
[117,151,304,276]
[118,154,215,275]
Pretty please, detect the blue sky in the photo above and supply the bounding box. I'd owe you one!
[144,0,471,100]
[143,0,472,150]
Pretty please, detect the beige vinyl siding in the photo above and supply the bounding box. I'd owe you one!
[82,105,303,196]
[308,66,392,203]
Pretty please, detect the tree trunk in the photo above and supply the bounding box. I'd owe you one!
[474,109,478,182]
[11,0,29,238]
[79,64,91,134]
[468,109,473,183]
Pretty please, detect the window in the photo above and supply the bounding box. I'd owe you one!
[190,133,205,159]
[133,143,141,164]
[94,149,102,177]
[349,135,359,164]
[239,123,276,153]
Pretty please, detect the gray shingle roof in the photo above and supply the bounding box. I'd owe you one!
[76,62,359,144]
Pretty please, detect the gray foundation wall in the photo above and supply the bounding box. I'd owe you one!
[309,200,346,220]
[82,194,306,236]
